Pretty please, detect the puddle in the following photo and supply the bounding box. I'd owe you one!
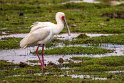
[8,73,107,80]
[62,0,100,4]
[62,0,124,5]
[55,33,114,40]
[109,1,124,6]
[60,74,107,80]
[55,33,113,40]
[0,31,7,35]
[0,46,74,64]
[0,33,114,40]
[107,70,124,74]
[0,33,27,39]
[83,0,99,3]
[0,33,77,40]
[55,33,80,40]
[0,33,79,40]
[85,33,113,38]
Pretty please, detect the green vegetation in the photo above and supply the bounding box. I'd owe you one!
[71,56,124,69]
[0,75,82,83]
[63,56,124,78]
[97,0,123,5]
[0,0,124,34]
[0,56,124,83]
[84,34,124,44]
[77,33,89,39]
[43,46,113,55]
[0,60,17,70]
[71,34,124,45]
[0,37,21,49]
[0,75,124,83]
[0,60,40,78]
[27,60,38,63]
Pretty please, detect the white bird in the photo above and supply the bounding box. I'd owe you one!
[20,12,71,71]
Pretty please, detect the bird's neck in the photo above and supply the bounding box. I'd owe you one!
[53,18,64,35]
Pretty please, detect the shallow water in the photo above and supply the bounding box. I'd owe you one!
[0,33,123,64]
[0,33,113,40]
[0,33,27,39]
[9,73,107,80]
[107,70,124,74]
[0,43,124,65]
[62,0,124,5]
[85,33,113,38]
[62,0,99,4]
[60,74,107,80]
[83,0,99,3]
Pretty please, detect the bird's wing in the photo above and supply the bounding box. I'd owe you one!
[20,28,50,48]
[30,22,55,32]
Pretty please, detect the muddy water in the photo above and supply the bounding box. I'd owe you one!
[0,33,123,65]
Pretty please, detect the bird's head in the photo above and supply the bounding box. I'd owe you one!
[56,12,71,36]
[56,12,65,20]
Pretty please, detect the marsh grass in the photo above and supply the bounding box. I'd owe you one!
[0,57,124,83]
[62,56,124,81]
[0,60,18,70]
[0,1,124,34]
[39,46,113,55]
[0,75,82,83]
[27,60,39,63]
[0,75,124,83]
[0,60,40,78]
[0,37,21,49]
[64,56,124,72]
[71,34,124,45]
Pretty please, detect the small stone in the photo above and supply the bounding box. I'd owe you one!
[19,12,24,16]
[58,58,64,64]
[19,62,28,68]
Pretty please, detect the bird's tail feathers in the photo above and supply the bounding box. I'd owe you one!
[20,36,29,48]
[20,39,27,48]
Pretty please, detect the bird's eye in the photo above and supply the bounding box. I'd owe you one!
[61,16,65,20]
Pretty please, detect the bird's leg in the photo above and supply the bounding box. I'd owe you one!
[41,44,45,68]
[36,45,43,71]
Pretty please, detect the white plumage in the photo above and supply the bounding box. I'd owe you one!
[20,12,70,48]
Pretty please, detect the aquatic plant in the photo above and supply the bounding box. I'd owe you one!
[0,0,124,33]
[27,60,39,63]
[0,37,21,49]
[71,34,124,45]
[39,46,113,55]
[64,56,124,72]
[77,33,89,39]
[0,56,124,82]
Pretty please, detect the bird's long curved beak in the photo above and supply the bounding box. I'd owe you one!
[64,18,71,36]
